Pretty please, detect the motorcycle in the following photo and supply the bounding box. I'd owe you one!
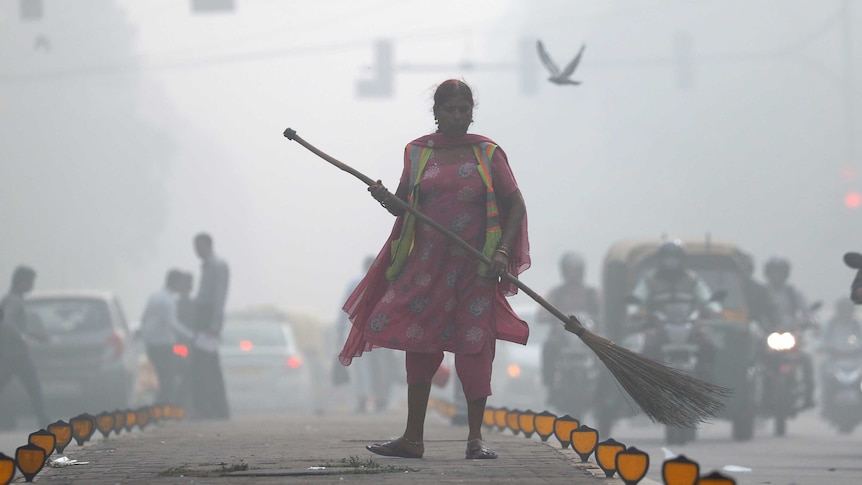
[819,328,862,434]
[543,313,598,417]
[626,292,724,445]
[654,300,707,444]
[760,302,820,437]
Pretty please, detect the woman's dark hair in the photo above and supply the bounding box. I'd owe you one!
[433,79,475,112]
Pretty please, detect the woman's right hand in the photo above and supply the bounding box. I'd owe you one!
[368,180,391,205]
[369,180,405,216]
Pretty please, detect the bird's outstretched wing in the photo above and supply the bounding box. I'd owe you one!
[536,40,560,77]
[559,44,586,78]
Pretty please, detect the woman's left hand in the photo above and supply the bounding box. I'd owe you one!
[490,251,509,278]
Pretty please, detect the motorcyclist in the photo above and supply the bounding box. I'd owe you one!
[819,298,862,418]
[821,298,862,350]
[852,270,862,305]
[627,240,721,377]
[741,253,778,332]
[539,252,600,407]
[763,256,816,409]
[844,252,862,303]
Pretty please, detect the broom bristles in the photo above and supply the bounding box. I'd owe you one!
[578,328,732,428]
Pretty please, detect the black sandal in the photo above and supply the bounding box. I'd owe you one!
[465,439,498,459]
[366,438,424,459]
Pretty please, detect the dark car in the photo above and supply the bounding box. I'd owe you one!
[220,308,312,415]
[0,290,139,429]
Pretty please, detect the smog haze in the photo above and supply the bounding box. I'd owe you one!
[1,0,858,322]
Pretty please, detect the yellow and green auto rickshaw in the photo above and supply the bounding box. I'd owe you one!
[594,237,761,442]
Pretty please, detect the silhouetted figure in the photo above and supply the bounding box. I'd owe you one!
[819,298,862,418]
[0,266,49,427]
[174,271,196,409]
[336,255,397,413]
[843,252,862,303]
[821,298,862,347]
[852,271,862,305]
[140,269,192,405]
[189,233,231,420]
[176,272,196,330]
[763,256,816,409]
[741,253,778,331]
[540,252,600,408]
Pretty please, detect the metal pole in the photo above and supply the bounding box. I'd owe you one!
[843,0,856,170]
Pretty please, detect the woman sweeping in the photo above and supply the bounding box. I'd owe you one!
[339,79,530,460]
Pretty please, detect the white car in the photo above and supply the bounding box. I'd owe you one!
[219,308,313,415]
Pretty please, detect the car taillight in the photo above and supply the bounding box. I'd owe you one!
[285,356,302,369]
[240,340,254,352]
[104,332,124,361]
[173,344,189,358]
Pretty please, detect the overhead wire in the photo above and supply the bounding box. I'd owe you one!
[0,0,855,85]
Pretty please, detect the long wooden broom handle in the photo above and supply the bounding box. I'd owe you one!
[284,128,585,336]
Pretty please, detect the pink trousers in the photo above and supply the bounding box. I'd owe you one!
[405,341,495,402]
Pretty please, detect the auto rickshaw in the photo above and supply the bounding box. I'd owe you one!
[594,237,761,442]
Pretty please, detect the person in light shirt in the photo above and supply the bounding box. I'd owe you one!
[139,269,192,405]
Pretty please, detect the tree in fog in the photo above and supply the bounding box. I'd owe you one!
[0,1,174,288]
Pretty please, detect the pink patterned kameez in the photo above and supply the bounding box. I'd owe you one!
[339,133,530,367]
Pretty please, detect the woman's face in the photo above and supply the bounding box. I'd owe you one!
[435,96,473,137]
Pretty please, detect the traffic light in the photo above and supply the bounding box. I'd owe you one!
[356,40,394,98]
[20,0,42,20]
[840,165,858,209]
[845,191,861,210]
[191,0,235,13]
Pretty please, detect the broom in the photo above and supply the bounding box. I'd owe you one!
[283,128,731,428]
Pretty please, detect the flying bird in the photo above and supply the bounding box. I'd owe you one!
[536,40,586,86]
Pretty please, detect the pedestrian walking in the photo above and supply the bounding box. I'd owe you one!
[338,79,530,459]
[0,265,49,427]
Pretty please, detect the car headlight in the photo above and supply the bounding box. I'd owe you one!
[767,332,796,351]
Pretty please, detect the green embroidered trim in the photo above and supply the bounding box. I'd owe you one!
[385,145,433,280]
[385,142,500,280]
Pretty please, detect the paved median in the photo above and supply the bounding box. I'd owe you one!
[36,410,629,484]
